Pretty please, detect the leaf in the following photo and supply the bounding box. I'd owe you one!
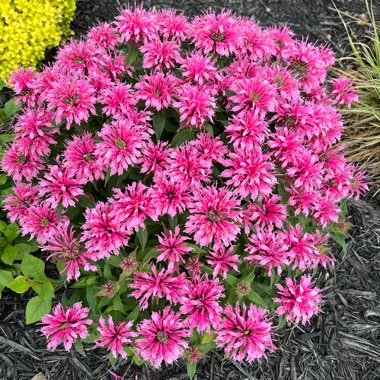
[201,332,214,344]
[187,363,197,380]
[226,274,238,287]
[77,195,95,209]
[126,305,140,322]
[126,45,139,65]
[0,220,7,232]
[0,174,8,185]
[1,244,18,265]
[26,295,52,324]
[247,291,267,307]
[86,285,98,310]
[3,98,22,119]
[171,129,196,147]
[4,223,20,242]
[153,111,166,140]
[0,79,5,91]
[8,275,31,293]
[22,254,45,279]
[0,269,13,287]
[112,294,124,313]
[331,233,347,254]
[140,248,159,269]
[32,281,54,299]
[15,243,32,260]
[74,340,87,357]
[136,228,148,251]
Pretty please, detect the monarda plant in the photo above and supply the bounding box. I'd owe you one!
[2,6,367,372]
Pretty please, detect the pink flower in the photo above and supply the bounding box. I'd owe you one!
[185,186,242,248]
[230,77,277,113]
[42,220,97,281]
[226,109,268,150]
[140,141,171,175]
[215,303,274,362]
[96,118,147,175]
[173,84,216,129]
[115,5,155,44]
[149,173,190,217]
[46,76,96,129]
[136,307,191,368]
[38,165,85,208]
[248,195,287,229]
[130,265,186,310]
[81,202,130,258]
[330,77,358,108]
[206,246,240,279]
[157,227,193,270]
[136,73,176,111]
[95,316,137,358]
[3,183,39,223]
[14,109,57,156]
[88,22,119,49]
[99,82,137,117]
[189,133,228,162]
[8,67,37,106]
[180,54,219,85]
[64,133,105,182]
[180,275,224,333]
[312,196,340,228]
[274,275,321,325]
[2,143,45,182]
[110,182,157,231]
[190,11,241,56]
[154,9,189,41]
[21,205,58,244]
[40,302,92,351]
[245,229,289,276]
[167,145,212,189]
[222,148,277,200]
[140,39,181,70]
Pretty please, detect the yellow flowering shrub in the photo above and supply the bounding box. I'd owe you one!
[0,0,76,82]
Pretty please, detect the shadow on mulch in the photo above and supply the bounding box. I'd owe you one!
[1,1,380,379]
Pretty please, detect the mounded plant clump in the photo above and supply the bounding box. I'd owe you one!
[2,6,367,370]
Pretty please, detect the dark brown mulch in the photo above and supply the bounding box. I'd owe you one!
[1,1,380,379]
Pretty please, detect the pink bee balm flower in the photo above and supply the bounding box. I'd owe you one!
[206,246,240,279]
[330,77,358,108]
[8,67,37,106]
[42,220,97,281]
[110,182,158,231]
[38,165,85,208]
[230,77,277,113]
[130,265,187,310]
[81,202,130,258]
[155,9,189,41]
[136,307,191,368]
[149,173,190,218]
[140,39,181,70]
[99,82,137,117]
[95,118,148,176]
[88,22,119,49]
[64,133,105,182]
[274,275,321,325]
[245,229,289,276]
[248,195,287,229]
[95,316,137,358]
[222,148,277,200]
[41,302,92,351]
[190,11,241,56]
[46,77,96,129]
[180,53,219,85]
[185,186,242,248]
[3,183,39,223]
[140,141,171,175]
[157,227,193,270]
[173,84,216,129]
[180,275,224,333]
[135,73,176,111]
[215,303,274,362]
[21,205,58,244]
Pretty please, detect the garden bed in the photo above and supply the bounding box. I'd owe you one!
[1,1,380,379]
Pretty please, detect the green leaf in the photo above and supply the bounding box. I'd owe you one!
[136,228,148,251]
[32,280,54,299]
[226,274,239,287]
[86,286,98,310]
[126,45,139,65]
[15,243,33,260]
[26,295,52,324]
[112,294,124,313]
[8,275,31,293]
[21,254,45,279]
[187,363,197,380]
[0,174,8,185]
[153,111,166,140]
[140,248,159,270]
[126,305,140,322]
[331,233,347,254]
[77,195,95,209]
[247,291,267,307]
[0,220,7,232]
[4,223,20,242]
[0,269,13,287]
[3,98,22,119]
[171,129,196,147]
[0,79,5,91]
[1,244,18,265]
[74,340,87,357]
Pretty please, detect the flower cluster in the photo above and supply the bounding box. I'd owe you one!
[3,6,366,369]
[0,0,76,82]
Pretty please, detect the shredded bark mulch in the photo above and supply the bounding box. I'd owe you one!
[1,1,380,379]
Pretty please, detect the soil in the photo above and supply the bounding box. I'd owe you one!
[1,1,380,379]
